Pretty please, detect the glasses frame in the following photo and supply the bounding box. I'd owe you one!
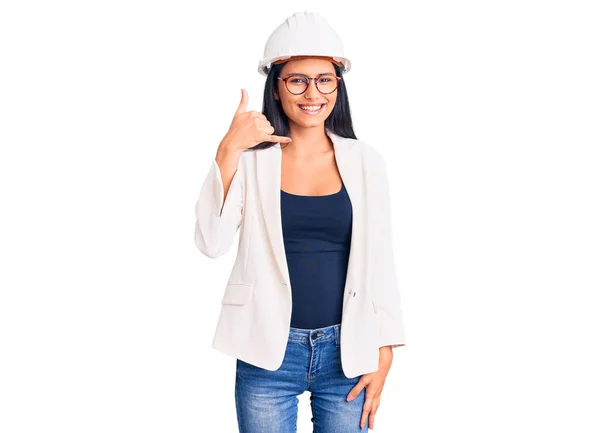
[277,73,342,95]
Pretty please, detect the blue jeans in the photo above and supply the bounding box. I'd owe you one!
[235,323,369,432]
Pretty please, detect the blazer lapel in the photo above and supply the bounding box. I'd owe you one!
[256,130,365,302]
[256,143,289,286]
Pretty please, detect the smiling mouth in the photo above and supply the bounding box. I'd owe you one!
[298,103,325,114]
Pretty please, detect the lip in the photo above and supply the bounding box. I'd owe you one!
[298,103,325,115]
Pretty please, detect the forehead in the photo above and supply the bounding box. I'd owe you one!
[280,57,336,75]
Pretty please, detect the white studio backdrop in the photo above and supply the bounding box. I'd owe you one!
[1,0,599,432]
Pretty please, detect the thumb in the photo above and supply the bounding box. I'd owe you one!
[234,88,248,116]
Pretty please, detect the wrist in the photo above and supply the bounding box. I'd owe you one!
[216,139,243,159]
[219,133,245,153]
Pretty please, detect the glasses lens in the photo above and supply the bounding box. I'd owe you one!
[316,75,338,94]
[286,75,308,94]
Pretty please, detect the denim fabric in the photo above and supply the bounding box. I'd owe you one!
[235,323,369,432]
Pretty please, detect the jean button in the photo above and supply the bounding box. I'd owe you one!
[311,333,318,340]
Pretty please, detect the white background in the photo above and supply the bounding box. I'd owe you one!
[1,1,599,432]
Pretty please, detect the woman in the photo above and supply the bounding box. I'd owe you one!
[194,11,406,432]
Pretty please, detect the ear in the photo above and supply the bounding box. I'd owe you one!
[274,92,279,101]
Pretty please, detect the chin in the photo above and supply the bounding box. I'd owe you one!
[295,118,325,127]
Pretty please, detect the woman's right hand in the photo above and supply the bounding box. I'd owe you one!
[221,88,292,152]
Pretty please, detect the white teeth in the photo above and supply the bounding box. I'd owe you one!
[299,104,323,111]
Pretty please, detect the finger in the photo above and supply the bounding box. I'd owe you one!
[255,118,272,129]
[263,134,292,143]
[360,402,371,429]
[360,391,374,429]
[369,398,380,430]
[234,88,248,116]
[249,111,267,120]
[258,124,275,135]
[347,380,366,402]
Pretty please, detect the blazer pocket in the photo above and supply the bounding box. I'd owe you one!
[221,283,254,306]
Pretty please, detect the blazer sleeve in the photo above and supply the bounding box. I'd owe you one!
[369,153,407,349]
[194,156,244,258]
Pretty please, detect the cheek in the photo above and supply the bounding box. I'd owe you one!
[281,100,295,115]
[327,98,338,112]
[283,100,301,115]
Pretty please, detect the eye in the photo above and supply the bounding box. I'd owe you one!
[319,78,332,83]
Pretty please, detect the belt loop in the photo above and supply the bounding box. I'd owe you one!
[334,324,340,347]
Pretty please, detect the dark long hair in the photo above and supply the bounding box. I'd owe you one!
[249,62,357,151]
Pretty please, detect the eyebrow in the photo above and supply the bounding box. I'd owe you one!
[284,72,336,77]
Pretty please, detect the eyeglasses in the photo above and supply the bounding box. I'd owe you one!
[277,73,342,95]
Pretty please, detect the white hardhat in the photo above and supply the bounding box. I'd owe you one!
[257,11,351,77]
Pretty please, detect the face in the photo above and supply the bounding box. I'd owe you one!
[274,57,338,130]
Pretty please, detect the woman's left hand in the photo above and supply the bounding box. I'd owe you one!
[346,346,393,430]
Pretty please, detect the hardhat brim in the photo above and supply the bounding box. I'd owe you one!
[258,54,351,77]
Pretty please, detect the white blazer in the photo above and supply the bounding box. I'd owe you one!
[194,129,406,378]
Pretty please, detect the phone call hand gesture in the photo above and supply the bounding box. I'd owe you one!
[224,88,292,151]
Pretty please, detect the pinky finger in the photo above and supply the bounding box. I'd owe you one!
[265,134,292,143]
[369,411,376,430]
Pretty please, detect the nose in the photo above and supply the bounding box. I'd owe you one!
[303,78,320,99]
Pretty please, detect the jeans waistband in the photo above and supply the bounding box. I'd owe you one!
[288,323,340,346]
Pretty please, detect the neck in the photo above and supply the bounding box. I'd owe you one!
[284,125,332,157]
